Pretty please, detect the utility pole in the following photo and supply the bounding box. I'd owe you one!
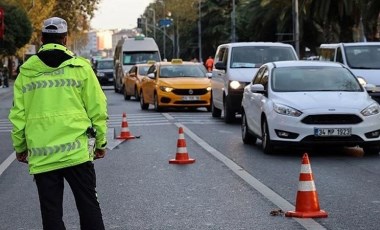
[231,0,236,42]
[149,8,156,40]
[292,0,300,58]
[198,0,202,62]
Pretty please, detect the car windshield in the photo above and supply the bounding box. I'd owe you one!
[123,52,160,65]
[345,45,380,69]
[272,66,363,92]
[159,65,207,78]
[138,66,150,75]
[230,46,297,68]
[97,60,113,69]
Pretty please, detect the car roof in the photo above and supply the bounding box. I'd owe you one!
[157,61,202,66]
[218,42,294,48]
[320,42,380,48]
[269,60,345,68]
[97,58,113,61]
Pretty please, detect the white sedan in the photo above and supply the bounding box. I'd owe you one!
[241,60,380,155]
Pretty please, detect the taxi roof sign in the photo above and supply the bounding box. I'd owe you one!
[147,60,156,64]
[171,59,183,64]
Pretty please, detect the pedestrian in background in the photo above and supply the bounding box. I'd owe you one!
[205,56,214,72]
[8,17,108,230]
[2,64,9,87]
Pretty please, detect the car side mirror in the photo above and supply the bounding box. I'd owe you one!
[250,84,265,93]
[206,72,212,78]
[147,73,155,79]
[214,61,226,70]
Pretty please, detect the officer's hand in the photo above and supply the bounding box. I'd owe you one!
[16,151,28,163]
[94,149,106,160]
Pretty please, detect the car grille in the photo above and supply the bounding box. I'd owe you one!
[172,89,209,95]
[174,101,208,105]
[301,114,362,125]
[301,135,364,145]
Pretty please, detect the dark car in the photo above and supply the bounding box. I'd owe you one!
[94,58,114,86]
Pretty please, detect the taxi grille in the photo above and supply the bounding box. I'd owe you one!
[172,89,209,95]
[301,114,362,125]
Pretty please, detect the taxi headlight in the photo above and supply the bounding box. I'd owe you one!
[361,103,380,116]
[97,72,105,77]
[159,86,173,92]
[230,80,242,89]
[273,103,302,117]
[207,86,211,91]
[357,77,367,87]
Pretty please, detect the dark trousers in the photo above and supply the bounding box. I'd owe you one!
[34,162,105,230]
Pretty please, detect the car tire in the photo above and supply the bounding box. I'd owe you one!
[241,112,257,145]
[211,101,221,117]
[362,146,380,155]
[262,119,274,154]
[134,87,140,101]
[223,97,235,123]
[206,106,211,112]
[123,86,131,100]
[140,91,149,110]
[154,93,162,112]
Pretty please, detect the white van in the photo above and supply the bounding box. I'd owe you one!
[113,36,161,93]
[319,43,380,102]
[211,42,298,123]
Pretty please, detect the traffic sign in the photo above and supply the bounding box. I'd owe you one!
[158,18,172,27]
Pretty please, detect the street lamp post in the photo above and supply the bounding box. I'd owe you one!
[149,8,156,40]
[231,0,236,42]
[198,0,202,62]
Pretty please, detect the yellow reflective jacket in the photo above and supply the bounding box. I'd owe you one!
[8,44,108,174]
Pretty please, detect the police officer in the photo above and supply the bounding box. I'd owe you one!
[8,17,108,230]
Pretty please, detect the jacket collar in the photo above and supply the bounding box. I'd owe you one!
[38,43,74,56]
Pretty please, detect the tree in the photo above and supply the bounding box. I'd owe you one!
[0,2,32,56]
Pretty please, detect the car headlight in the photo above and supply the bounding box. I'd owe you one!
[159,86,173,92]
[97,72,105,77]
[357,76,367,87]
[361,103,380,116]
[273,103,302,117]
[229,80,244,89]
[207,86,211,91]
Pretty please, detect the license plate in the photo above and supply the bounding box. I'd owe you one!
[182,96,200,101]
[314,128,351,136]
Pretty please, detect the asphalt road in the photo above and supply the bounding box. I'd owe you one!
[1,84,380,229]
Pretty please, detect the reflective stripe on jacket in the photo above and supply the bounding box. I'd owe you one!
[8,44,108,174]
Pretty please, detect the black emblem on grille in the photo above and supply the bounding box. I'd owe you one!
[189,89,193,95]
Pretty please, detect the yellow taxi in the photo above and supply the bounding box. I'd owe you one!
[139,59,212,111]
[122,62,154,100]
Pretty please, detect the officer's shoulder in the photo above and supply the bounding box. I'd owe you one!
[71,56,92,67]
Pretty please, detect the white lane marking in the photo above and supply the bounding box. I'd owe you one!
[0,151,16,176]
[176,123,326,230]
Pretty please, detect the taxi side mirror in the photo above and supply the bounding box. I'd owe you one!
[147,73,155,79]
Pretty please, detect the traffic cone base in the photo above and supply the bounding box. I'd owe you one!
[286,153,328,218]
[116,112,136,140]
[169,127,195,164]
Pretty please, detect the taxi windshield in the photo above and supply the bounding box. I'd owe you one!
[159,65,207,78]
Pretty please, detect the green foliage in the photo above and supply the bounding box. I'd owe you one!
[0,2,32,56]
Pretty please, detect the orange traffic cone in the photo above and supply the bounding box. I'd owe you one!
[116,112,136,140]
[169,127,195,164]
[285,153,328,218]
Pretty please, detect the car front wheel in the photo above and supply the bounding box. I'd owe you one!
[241,112,257,145]
[154,93,162,112]
[262,119,274,154]
[140,91,149,110]
[363,146,380,155]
